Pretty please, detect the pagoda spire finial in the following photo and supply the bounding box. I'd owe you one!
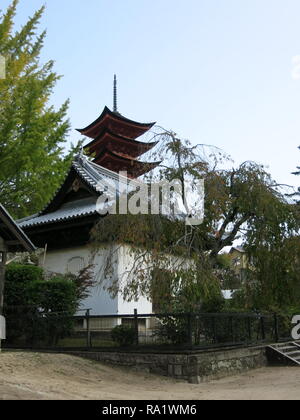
[113,74,118,113]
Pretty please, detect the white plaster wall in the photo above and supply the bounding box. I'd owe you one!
[116,245,193,315]
[41,244,191,316]
[40,245,118,315]
[116,246,152,315]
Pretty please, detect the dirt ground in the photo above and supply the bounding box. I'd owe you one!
[0,351,300,400]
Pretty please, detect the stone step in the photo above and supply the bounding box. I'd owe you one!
[267,344,300,366]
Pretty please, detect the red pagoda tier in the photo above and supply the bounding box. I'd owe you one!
[93,148,159,178]
[77,105,160,178]
[77,106,155,139]
[85,129,158,159]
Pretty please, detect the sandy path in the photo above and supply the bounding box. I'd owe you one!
[0,351,300,400]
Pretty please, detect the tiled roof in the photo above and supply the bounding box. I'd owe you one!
[18,197,99,228]
[17,154,137,229]
[0,204,36,250]
[72,154,122,189]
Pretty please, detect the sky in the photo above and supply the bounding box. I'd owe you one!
[3,0,300,190]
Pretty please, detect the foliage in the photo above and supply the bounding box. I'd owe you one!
[154,312,269,347]
[0,1,79,218]
[291,145,300,202]
[230,237,300,312]
[155,315,189,345]
[216,253,232,269]
[3,263,93,345]
[4,263,42,344]
[111,324,136,347]
[4,263,43,307]
[59,264,96,303]
[152,267,224,345]
[215,253,242,290]
[34,277,77,346]
[91,127,300,314]
[32,276,77,314]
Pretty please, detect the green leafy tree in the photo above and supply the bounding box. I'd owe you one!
[0,0,78,218]
[233,222,300,313]
[91,130,299,313]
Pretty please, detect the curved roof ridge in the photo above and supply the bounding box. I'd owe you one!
[76,106,156,135]
[94,148,161,167]
[84,127,159,150]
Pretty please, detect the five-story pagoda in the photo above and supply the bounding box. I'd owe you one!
[17,76,160,315]
[18,76,160,250]
[77,75,159,178]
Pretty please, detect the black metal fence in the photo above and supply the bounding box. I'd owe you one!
[2,307,295,351]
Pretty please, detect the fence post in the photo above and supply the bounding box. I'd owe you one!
[212,316,217,343]
[86,309,91,349]
[31,313,35,348]
[134,309,139,346]
[229,316,234,343]
[260,316,266,341]
[247,317,252,343]
[274,313,279,343]
[187,313,193,348]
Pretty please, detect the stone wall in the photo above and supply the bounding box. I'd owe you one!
[185,346,267,383]
[65,346,267,383]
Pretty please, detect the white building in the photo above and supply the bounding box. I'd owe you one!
[18,103,160,317]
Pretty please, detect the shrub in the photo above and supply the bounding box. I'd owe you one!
[154,315,189,345]
[31,277,77,346]
[4,264,78,346]
[33,276,77,314]
[111,325,136,347]
[5,263,43,307]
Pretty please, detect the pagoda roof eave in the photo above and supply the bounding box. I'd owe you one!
[84,128,158,157]
[93,149,161,177]
[76,106,156,138]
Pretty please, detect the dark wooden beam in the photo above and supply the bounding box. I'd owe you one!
[0,252,7,316]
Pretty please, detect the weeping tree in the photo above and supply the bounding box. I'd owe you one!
[90,127,300,313]
[0,0,79,218]
[238,144,300,311]
[291,145,300,201]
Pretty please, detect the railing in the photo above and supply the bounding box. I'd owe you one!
[1,307,294,351]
